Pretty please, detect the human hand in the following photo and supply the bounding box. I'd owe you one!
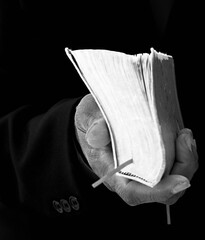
[74,94,198,205]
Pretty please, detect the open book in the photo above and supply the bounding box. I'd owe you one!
[65,47,183,188]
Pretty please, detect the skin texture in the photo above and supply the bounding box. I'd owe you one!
[75,94,198,206]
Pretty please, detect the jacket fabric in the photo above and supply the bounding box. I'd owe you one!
[0,96,168,239]
[0,0,202,238]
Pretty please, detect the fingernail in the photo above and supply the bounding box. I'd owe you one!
[85,119,110,148]
[172,181,191,194]
[86,122,98,142]
[180,129,196,152]
[179,128,193,136]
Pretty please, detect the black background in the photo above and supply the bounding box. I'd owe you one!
[0,0,204,228]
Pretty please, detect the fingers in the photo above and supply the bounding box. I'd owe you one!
[116,174,190,206]
[75,94,111,148]
[116,127,199,206]
[171,128,199,180]
[75,94,103,132]
[86,119,111,148]
[76,95,199,206]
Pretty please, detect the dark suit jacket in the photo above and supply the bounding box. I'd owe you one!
[0,96,172,238]
[0,0,203,238]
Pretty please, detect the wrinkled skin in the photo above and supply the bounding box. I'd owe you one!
[75,94,198,206]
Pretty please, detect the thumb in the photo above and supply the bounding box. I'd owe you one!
[75,93,111,148]
[117,174,190,206]
[86,118,111,148]
[171,128,198,180]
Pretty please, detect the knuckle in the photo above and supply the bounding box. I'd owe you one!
[123,195,138,206]
[122,195,138,206]
[75,93,101,132]
[156,191,173,205]
[164,191,184,205]
[116,187,143,206]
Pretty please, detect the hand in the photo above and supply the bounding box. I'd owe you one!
[75,94,199,206]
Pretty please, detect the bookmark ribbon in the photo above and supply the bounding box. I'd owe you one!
[92,159,133,188]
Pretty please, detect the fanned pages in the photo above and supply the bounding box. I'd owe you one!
[65,47,183,187]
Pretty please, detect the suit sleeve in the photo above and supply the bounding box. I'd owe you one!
[0,97,101,238]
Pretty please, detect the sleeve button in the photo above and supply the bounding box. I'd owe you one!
[69,196,80,211]
[52,200,63,213]
[60,199,71,213]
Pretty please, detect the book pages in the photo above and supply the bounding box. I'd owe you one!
[65,48,183,187]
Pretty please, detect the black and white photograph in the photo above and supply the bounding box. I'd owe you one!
[0,0,203,238]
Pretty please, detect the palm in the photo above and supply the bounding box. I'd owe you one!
[75,94,198,206]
